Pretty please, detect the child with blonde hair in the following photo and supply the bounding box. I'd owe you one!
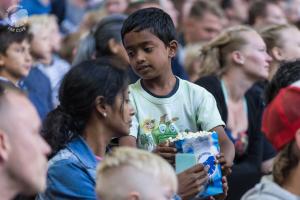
[260,24,300,80]
[96,147,178,200]
[25,15,70,109]
[22,15,53,119]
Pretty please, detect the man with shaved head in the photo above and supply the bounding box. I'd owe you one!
[0,81,51,200]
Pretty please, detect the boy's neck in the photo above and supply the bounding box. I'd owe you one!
[0,71,19,86]
[33,56,52,66]
[142,73,177,96]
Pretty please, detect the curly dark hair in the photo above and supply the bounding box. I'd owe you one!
[265,60,300,105]
[42,57,128,158]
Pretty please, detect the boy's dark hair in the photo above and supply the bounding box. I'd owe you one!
[0,24,31,55]
[190,0,223,20]
[42,57,129,158]
[265,60,300,105]
[248,0,278,25]
[121,7,177,46]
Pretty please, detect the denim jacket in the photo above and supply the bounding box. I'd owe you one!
[37,136,99,200]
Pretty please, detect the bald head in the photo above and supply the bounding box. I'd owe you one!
[0,82,29,131]
[0,81,51,198]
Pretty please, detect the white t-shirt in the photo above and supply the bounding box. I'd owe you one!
[38,55,70,107]
[129,78,225,151]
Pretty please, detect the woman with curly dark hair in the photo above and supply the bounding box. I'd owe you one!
[37,57,134,199]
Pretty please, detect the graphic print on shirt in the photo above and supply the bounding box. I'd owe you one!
[138,114,180,151]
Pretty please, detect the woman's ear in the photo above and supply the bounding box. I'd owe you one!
[108,38,120,54]
[231,50,245,65]
[271,46,284,62]
[95,96,108,118]
[168,40,178,58]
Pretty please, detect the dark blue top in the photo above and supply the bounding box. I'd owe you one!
[37,136,99,200]
[21,67,53,120]
[20,0,51,15]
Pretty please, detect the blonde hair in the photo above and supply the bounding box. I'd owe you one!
[184,44,202,70]
[96,147,177,200]
[199,25,254,78]
[79,8,107,33]
[273,141,299,186]
[260,24,298,54]
[27,15,50,35]
[184,44,203,82]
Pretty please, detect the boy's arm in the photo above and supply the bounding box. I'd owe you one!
[119,136,137,147]
[211,126,235,168]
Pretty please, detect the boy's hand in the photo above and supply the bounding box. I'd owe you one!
[208,176,228,200]
[177,164,209,200]
[216,153,232,176]
[153,142,177,166]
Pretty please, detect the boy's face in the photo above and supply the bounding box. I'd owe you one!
[142,183,175,200]
[50,21,62,52]
[123,30,177,80]
[0,40,32,83]
[31,29,52,62]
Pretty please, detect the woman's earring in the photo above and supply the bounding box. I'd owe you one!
[103,113,107,118]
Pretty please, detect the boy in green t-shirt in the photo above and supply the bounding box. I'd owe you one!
[119,7,234,199]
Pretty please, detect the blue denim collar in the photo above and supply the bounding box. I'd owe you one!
[66,136,98,169]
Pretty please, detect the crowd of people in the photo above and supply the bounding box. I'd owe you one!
[0,0,300,200]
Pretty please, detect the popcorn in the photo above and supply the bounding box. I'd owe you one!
[170,131,223,199]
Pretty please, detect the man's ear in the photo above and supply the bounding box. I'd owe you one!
[294,129,300,150]
[95,96,108,118]
[0,130,10,163]
[168,40,178,58]
[271,46,284,61]
[231,50,245,65]
[0,54,5,66]
[127,191,140,200]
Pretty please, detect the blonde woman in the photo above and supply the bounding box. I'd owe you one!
[260,24,300,81]
[195,25,274,200]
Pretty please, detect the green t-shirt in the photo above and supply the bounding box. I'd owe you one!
[129,78,225,151]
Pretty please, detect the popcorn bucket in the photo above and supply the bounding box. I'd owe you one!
[171,131,223,199]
